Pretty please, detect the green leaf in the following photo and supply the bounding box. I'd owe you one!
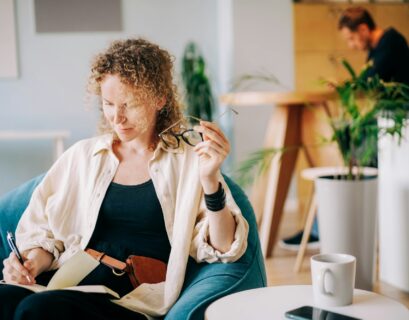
[235,147,284,187]
[341,59,357,80]
[181,42,214,121]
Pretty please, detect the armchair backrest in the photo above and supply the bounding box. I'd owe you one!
[0,174,45,273]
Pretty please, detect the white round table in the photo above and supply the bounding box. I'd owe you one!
[205,285,409,320]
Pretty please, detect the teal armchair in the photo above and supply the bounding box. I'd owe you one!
[0,175,267,320]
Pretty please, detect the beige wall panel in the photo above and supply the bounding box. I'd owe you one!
[374,4,409,40]
[295,50,366,91]
[294,4,337,52]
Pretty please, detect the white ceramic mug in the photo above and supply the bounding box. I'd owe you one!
[311,253,356,307]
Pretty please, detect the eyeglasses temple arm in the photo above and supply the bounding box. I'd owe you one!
[159,118,184,136]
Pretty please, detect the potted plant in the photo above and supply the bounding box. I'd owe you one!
[181,42,214,123]
[237,60,409,290]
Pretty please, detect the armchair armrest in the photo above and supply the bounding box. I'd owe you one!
[0,174,45,274]
[165,245,266,320]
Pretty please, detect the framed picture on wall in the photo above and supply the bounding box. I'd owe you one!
[0,0,18,78]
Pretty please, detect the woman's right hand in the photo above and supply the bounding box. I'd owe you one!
[2,248,53,284]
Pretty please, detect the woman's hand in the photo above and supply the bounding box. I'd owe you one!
[194,121,230,194]
[2,248,53,284]
[194,120,236,252]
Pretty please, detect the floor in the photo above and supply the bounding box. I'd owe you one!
[264,205,409,308]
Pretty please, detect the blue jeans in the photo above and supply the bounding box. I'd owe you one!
[311,217,319,238]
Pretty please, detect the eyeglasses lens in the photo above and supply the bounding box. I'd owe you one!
[182,130,203,146]
[161,133,179,148]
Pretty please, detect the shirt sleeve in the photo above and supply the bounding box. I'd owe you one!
[15,148,74,270]
[189,176,249,263]
[366,30,406,82]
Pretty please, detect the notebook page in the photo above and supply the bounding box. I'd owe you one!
[47,250,99,290]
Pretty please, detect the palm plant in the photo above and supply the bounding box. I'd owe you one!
[181,42,214,122]
[237,60,409,185]
[330,60,409,178]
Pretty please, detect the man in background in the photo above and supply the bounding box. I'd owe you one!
[280,6,409,251]
[339,6,409,85]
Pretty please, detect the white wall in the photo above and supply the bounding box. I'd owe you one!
[0,0,219,195]
[231,0,294,165]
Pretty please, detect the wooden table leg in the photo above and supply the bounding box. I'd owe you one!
[294,192,317,272]
[257,104,303,258]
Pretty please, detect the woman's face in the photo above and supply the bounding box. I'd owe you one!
[100,74,158,143]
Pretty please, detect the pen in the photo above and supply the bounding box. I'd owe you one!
[6,231,31,283]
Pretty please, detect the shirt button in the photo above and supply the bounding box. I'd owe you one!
[96,193,101,198]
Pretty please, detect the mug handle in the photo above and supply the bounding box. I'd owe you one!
[318,268,333,296]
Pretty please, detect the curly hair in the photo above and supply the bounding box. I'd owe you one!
[87,38,183,146]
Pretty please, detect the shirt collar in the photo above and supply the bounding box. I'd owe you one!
[92,133,115,156]
[92,133,185,157]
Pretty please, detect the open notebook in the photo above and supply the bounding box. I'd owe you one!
[1,250,120,299]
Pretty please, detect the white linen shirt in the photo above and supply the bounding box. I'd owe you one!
[15,133,249,318]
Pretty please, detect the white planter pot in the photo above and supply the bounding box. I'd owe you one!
[378,118,409,292]
[315,174,378,291]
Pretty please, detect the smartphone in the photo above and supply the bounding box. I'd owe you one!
[285,306,361,320]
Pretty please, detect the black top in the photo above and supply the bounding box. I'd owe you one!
[78,179,171,296]
[367,28,409,85]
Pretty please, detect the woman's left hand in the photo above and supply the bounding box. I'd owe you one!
[194,121,230,193]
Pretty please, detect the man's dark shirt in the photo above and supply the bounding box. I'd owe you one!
[367,28,409,85]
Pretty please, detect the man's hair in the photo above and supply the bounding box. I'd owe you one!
[338,7,376,31]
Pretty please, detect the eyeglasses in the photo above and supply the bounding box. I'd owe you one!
[158,107,238,149]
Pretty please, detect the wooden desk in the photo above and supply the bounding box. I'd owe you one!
[220,90,342,258]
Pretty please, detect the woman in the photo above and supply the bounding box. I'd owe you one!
[0,38,248,319]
